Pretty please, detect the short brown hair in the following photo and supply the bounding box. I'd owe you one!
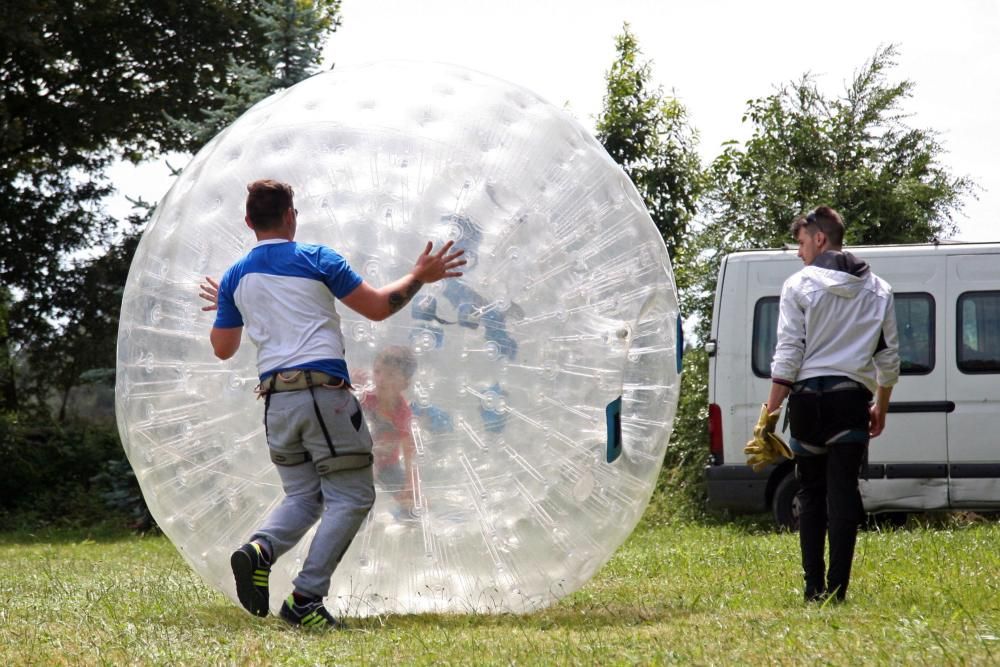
[790,206,845,247]
[375,345,417,383]
[246,179,294,231]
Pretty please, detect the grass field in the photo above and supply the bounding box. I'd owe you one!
[1,513,998,666]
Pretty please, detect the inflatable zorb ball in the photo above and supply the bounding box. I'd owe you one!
[116,62,682,616]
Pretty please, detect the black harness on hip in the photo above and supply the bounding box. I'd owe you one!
[787,376,872,446]
[261,369,372,474]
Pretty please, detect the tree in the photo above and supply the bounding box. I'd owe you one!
[172,0,342,152]
[0,1,342,414]
[595,23,704,261]
[594,25,710,511]
[25,217,144,421]
[38,1,340,423]
[706,45,974,253]
[0,1,275,411]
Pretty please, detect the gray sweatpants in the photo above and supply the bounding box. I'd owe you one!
[253,387,375,599]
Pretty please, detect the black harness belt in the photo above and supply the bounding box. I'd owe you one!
[258,369,346,394]
[788,377,872,445]
[269,449,373,472]
[259,369,372,475]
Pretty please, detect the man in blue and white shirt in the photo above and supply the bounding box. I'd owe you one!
[200,179,464,629]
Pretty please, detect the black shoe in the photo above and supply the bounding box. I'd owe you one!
[231,542,270,617]
[804,581,825,602]
[805,588,826,603]
[825,584,847,603]
[279,595,347,630]
[807,590,846,605]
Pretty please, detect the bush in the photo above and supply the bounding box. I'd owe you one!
[0,412,148,530]
[89,458,155,532]
[652,348,711,521]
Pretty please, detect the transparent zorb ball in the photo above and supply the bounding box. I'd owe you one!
[116,62,681,616]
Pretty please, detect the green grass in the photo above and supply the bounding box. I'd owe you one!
[1,515,998,666]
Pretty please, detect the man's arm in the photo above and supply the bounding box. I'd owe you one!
[870,290,900,437]
[341,241,465,321]
[199,276,242,359]
[766,382,791,414]
[869,385,893,437]
[767,282,804,412]
[770,284,806,392]
[873,293,901,388]
[210,327,242,360]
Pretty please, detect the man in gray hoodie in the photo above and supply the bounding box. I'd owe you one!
[766,206,900,602]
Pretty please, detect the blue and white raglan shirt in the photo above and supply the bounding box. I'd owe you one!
[214,239,363,383]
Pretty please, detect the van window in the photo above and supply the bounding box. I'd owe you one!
[751,292,935,377]
[896,293,934,374]
[752,298,779,377]
[958,291,1000,373]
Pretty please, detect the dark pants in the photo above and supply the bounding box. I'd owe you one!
[796,441,866,600]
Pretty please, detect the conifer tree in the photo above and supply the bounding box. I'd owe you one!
[173,0,342,152]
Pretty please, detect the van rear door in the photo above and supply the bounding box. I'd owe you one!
[861,254,949,512]
[946,253,1000,507]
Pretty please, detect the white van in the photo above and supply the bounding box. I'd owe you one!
[704,242,1000,527]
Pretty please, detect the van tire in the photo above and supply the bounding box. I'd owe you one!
[772,473,800,531]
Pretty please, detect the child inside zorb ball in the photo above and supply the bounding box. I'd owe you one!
[362,345,421,520]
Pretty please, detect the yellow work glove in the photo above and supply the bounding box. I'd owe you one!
[744,403,793,472]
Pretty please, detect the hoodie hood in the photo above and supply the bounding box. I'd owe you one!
[804,250,871,298]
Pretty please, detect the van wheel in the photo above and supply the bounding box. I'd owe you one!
[772,473,800,531]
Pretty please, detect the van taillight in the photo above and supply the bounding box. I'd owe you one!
[708,403,723,464]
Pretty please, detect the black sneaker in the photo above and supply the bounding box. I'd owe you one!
[279,595,347,630]
[804,586,825,603]
[231,542,270,617]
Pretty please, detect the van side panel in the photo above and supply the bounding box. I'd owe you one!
[946,253,1000,508]
[718,260,751,449]
[859,254,950,512]
[705,257,770,511]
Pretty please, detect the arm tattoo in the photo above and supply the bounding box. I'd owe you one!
[388,278,423,314]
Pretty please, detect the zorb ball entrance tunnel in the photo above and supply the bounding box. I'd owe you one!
[116,62,682,616]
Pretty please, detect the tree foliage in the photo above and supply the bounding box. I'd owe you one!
[26,217,144,421]
[680,45,976,341]
[593,25,712,512]
[595,23,704,261]
[171,0,342,152]
[0,1,275,410]
[706,45,974,252]
[0,1,341,414]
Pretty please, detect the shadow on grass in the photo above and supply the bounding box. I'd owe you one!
[641,492,1000,537]
[182,597,699,636]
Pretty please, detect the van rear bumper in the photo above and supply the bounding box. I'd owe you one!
[705,465,769,513]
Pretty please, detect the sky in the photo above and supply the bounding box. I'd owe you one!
[109,0,999,241]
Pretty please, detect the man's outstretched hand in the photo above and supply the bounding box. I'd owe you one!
[199,276,220,311]
[411,241,466,284]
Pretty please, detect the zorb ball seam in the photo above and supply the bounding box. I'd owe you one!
[116,62,681,616]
